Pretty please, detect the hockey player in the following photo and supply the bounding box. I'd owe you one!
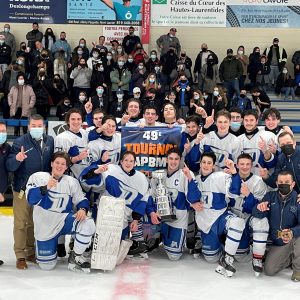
[79,151,150,254]
[237,109,277,175]
[228,153,269,276]
[26,152,95,273]
[146,148,201,261]
[54,108,89,180]
[252,171,300,281]
[192,152,245,277]
[87,115,121,165]
[187,110,242,172]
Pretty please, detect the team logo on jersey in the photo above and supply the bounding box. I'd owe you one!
[290,206,297,213]
[118,181,139,204]
[170,241,178,248]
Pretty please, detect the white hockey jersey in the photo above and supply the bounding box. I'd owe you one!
[26,172,88,241]
[188,131,242,172]
[147,169,201,229]
[195,172,240,233]
[228,173,267,220]
[237,129,277,175]
[54,129,89,179]
[87,133,121,165]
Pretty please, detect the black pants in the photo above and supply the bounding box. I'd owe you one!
[14,108,28,136]
[35,105,48,120]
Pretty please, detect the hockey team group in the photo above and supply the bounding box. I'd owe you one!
[1,103,300,282]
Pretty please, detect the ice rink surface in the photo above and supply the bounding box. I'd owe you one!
[0,216,299,300]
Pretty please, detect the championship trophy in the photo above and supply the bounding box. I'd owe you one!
[152,170,176,222]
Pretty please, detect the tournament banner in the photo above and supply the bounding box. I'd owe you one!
[227,0,300,28]
[141,0,151,44]
[1,0,67,24]
[67,0,142,25]
[103,25,141,44]
[121,126,182,175]
[151,0,226,27]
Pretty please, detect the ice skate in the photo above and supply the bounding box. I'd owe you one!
[68,251,91,274]
[291,271,300,282]
[191,238,202,259]
[252,257,263,277]
[216,252,236,278]
[57,244,66,260]
[127,240,148,256]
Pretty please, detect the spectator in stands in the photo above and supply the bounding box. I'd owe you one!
[125,53,136,73]
[0,121,10,266]
[0,24,16,56]
[235,45,249,90]
[256,55,271,92]
[275,67,296,100]
[131,62,148,92]
[49,74,68,105]
[0,35,12,81]
[53,50,68,84]
[51,31,72,62]
[251,87,271,117]
[32,67,52,119]
[263,38,287,89]
[8,72,36,136]
[90,63,109,95]
[211,85,227,113]
[73,91,88,117]
[145,50,160,73]
[90,85,109,114]
[26,22,43,50]
[229,107,245,136]
[110,56,131,100]
[194,43,218,91]
[87,48,102,70]
[73,38,90,61]
[6,114,54,270]
[160,45,178,90]
[247,47,261,90]
[178,50,193,83]
[70,58,92,101]
[231,88,252,112]
[201,54,220,94]
[156,28,181,57]
[92,35,108,53]
[122,26,141,55]
[219,48,243,108]
[56,97,73,121]
[16,43,31,76]
[132,43,148,65]
[42,28,56,52]
[143,73,161,93]
[292,49,300,77]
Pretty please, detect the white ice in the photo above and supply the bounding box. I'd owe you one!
[0,216,299,300]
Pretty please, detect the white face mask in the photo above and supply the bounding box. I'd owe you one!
[99,66,104,72]
[118,61,124,67]
[92,53,99,58]
[238,50,244,55]
[117,48,122,53]
[79,43,85,48]
[117,94,123,99]
[107,55,112,60]
[194,96,200,100]
[79,95,86,102]
[138,65,144,70]
[151,54,156,60]
[4,28,9,33]
[282,69,288,74]
[154,66,160,72]
[18,80,25,85]
[213,91,219,97]
[149,78,155,83]
[30,127,44,140]
[128,58,133,63]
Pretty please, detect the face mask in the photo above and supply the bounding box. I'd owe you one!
[151,54,156,60]
[77,50,83,55]
[79,43,85,48]
[60,37,65,41]
[4,28,9,33]
[111,50,116,55]
[99,66,104,72]
[278,184,291,196]
[181,54,186,58]
[213,91,219,97]
[117,94,123,99]
[255,51,260,54]
[154,66,160,72]
[54,78,60,84]
[21,45,26,50]
[261,61,265,64]
[169,49,174,54]
[117,48,122,53]
[227,54,233,58]
[238,50,244,55]
[134,94,140,99]
[194,96,200,100]
[240,94,246,98]
[92,53,99,58]
[230,121,241,131]
[18,79,25,85]
[149,78,155,83]
[107,55,112,61]
[0,132,7,145]
[169,34,174,38]
[97,89,104,95]
[138,65,144,70]
[17,60,24,65]
[64,101,70,106]
[118,61,124,67]
[282,69,288,74]
[79,63,86,68]
[0,40,4,45]
[202,48,207,52]
[128,58,133,63]
[79,95,86,102]
[30,127,43,140]
[203,95,208,100]
[280,144,295,156]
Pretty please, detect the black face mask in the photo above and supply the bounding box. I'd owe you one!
[280,144,295,156]
[240,94,246,98]
[278,184,291,196]
[202,48,207,52]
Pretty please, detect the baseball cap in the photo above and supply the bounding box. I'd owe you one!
[116,88,124,95]
[273,38,279,42]
[227,48,233,54]
[133,87,141,94]
[170,28,177,32]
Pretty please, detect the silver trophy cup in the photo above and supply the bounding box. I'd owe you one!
[152,170,176,222]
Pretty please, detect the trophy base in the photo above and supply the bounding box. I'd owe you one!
[160,215,177,222]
